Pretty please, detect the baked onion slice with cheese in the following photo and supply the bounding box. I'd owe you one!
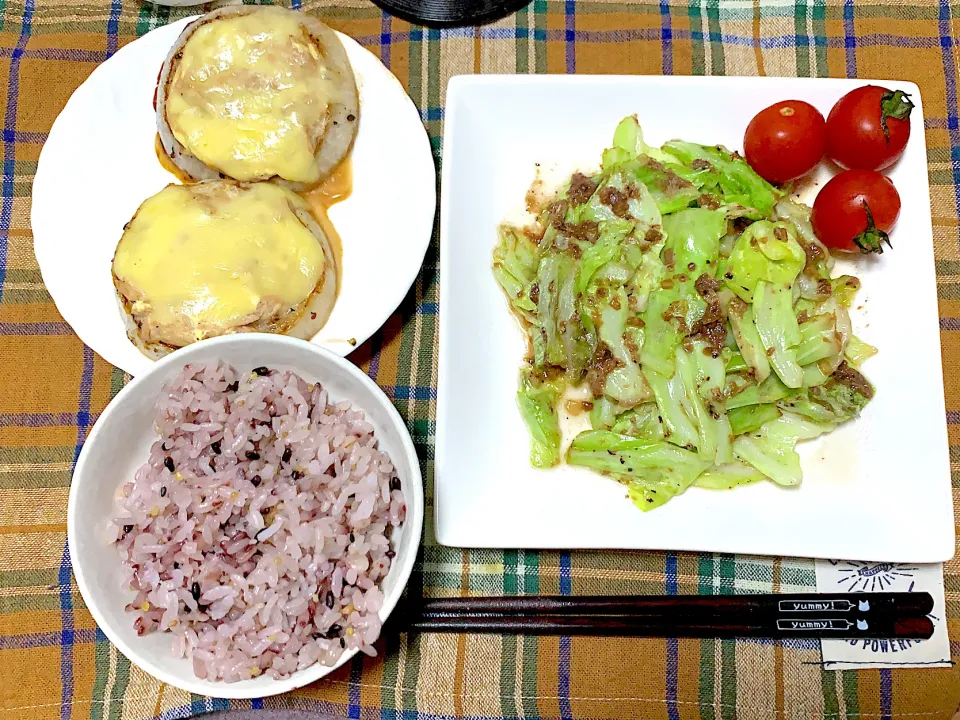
[112,181,338,358]
[156,6,358,190]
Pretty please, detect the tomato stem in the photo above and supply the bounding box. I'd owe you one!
[880,90,914,143]
[853,201,891,254]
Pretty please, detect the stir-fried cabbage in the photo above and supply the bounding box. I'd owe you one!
[494,116,875,511]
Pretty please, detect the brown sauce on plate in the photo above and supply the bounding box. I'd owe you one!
[300,158,351,292]
[154,133,193,184]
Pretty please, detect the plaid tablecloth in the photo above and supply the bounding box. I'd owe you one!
[2,0,960,717]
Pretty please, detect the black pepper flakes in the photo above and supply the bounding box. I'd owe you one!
[245,451,260,461]
[292,470,304,480]
[211,441,221,455]
[325,591,335,609]
[123,524,133,534]
[346,114,356,122]
[160,486,167,497]
[389,477,401,491]
[191,582,201,602]
[349,533,355,543]
[163,457,175,472]
[173,562,180,570]
[251,475,262,487]
[339,638,346,648]
[253,366,270,376]
[282,447,292,463]
[385,550,396,559]
[327,623,342,638]
[226,381,240,392]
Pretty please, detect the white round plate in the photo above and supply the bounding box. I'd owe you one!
[32,18,436,377]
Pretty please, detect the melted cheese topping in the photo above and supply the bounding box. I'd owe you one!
[166,8,333,184]
[112,183,326,340]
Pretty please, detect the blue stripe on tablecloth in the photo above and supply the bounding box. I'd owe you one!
[251,698,263,710]
[880,668,893,720]
[2,129,47,142]
[0,28,944,57]
[665,553,680,720]
[0,0,34,303]
[0,628,98,651]
[558,552,572,720]
[565,0,575,73]
[105,0,121,57]
[660,0,673,74]
[926,116,955,130]
[58,346,93,718]
[0,46,104,61]
[0,321,74,335]
[843,0,857,77]
[939,0,960,249]
[71,346,94,470]
[57,542,75,720]
[349,27,943,50]
[366,330,385,385]
[347,655,363,719]
[381,12,392,68]
[388,386,438,401]
[0,411,100,427]
[158,706,208,720]
[190,696,228,713]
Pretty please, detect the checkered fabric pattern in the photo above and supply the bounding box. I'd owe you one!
[1,0,959,717]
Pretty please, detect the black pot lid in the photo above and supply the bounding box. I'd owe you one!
[371,0,531,28]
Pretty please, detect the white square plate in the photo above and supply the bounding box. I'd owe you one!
[436,75,953,562]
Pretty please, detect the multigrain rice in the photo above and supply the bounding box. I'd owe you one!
[109,362,405,682]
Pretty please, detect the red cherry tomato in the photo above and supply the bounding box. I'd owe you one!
[744,100,826,184]
[826,85,913,171]
[810,169,900,253]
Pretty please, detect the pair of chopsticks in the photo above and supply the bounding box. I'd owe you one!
[403,592,934,639]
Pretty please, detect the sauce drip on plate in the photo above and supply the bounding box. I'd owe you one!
[301,158,351,292]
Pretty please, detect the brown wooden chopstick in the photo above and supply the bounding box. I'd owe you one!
[401,592,934,639]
